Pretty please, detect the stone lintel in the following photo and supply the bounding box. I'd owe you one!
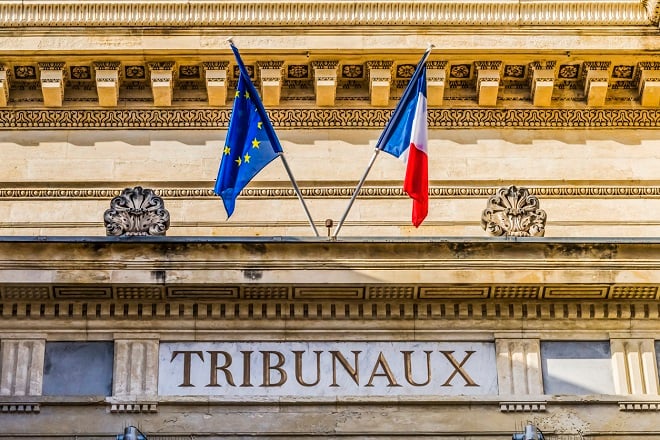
[203,61,229,107]
[312,61,338,107]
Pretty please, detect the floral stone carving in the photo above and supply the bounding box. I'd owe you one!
[104,186,170,236]
[481,186,546,237]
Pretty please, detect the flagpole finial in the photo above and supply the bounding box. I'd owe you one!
[226,37,235,46]
[426,42,435,51]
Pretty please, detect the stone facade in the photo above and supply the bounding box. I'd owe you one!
[0,1,659,439]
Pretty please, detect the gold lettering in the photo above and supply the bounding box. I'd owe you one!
[440,350,478,387]
[170,350,203,387]
[260,351,287,387]
[330,350,361,386]
[293,350,322,387]
[366,352,401,387]
[206,351,235,387]
[402,350,432,386]
[241,350,253,387]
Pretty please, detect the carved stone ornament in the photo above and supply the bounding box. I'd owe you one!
[104,186,170,236]
[481,185,546,237]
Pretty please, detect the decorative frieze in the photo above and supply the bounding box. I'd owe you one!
[0,104,657,130]
[103,186,170,236]
[481,186,546,237]
[3,283,659,303]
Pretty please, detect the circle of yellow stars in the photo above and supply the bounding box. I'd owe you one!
[224,90,265,167]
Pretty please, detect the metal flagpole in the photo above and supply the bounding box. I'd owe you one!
[227,37,319,237]
[279,153,320,237]
[331,44,434,239]
[331,148,381,238]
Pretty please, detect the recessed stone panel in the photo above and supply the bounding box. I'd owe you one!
[541,341,614,395]
[42,342,113,396]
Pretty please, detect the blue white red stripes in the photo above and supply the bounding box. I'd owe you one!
[378,49,430,228]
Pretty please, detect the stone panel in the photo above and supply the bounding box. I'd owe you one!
[541,341,615,395]
[42,342,114,396]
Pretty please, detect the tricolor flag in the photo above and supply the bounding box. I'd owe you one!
[378,49,431,227]
[214,43,283,218]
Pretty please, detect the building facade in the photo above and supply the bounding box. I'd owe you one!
[0,1,659,438]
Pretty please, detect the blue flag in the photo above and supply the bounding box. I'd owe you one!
[214,44,283,217]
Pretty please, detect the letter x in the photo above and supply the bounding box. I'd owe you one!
[440,350,478,387]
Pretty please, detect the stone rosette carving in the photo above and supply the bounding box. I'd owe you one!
[481,185,546,237]
[104,186,170,236]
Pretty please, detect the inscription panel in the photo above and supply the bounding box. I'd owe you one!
[159,342,497,397]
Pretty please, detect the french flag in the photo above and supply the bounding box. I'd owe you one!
[378,48,431,227]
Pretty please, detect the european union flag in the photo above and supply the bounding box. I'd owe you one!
[214,44,283,217]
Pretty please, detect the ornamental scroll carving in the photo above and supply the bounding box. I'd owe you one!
[481,186,546,237]
[104,186,170,236]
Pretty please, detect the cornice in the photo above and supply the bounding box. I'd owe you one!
[0,1,651,28]
[0,108,657,129]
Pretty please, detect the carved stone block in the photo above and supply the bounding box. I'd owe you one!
[104,186,170,236]
[481,185,546,237]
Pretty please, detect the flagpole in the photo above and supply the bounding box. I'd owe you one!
[226,37,319,237]
[278,153,320,237]
[331,148,381,239]
[332,43,434,239]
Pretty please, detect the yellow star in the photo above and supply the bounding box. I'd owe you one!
[244,153,251,163]
[244,90,250,99]
[235,90,240,98]
[235,157,242,166]
[251,138,260,149]
[223,146,231,155]
[257,121,263,129]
